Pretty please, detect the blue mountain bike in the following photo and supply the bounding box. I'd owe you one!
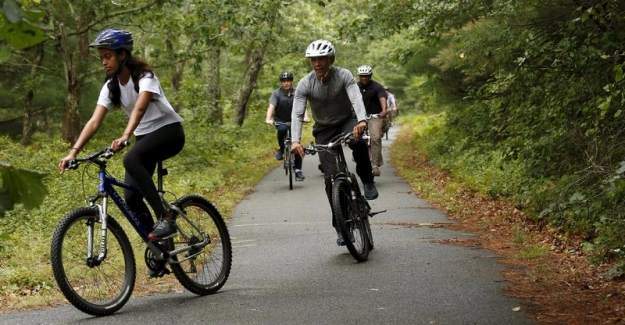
[50,144,232,316]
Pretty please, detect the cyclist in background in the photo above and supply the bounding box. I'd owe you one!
[265,71,306,181]
[383,86,397,137]
[385,86,398,118]
[58,29,184,242]
[356,65,387,177]
[291,40,378,246]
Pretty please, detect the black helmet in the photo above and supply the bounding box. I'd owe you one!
[279,71,294,81]
[89,29,133,52]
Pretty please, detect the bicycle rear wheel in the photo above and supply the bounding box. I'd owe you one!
[50,207,135,316]
[332,179,370,261]
[170,195,232,295]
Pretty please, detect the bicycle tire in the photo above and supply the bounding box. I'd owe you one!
[363,213,374,250]
[170,195,232,295]
[332,179,369,261]
[51,207,135,316]
[287,149,294,190]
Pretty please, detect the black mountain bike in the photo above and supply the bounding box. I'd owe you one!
[274,121,295,190]
[51,144,232,316]
[306,132,385,262]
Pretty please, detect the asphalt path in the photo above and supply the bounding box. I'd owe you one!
[2,127,532,324]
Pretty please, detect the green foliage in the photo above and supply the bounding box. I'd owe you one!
[392,0,625,261]
[0,0,46,53]
[0,162,47,214]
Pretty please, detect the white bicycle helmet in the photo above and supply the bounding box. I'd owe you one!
[305,39,335,58]
[357,65,373,76]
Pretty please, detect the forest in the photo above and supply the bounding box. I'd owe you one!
[1,0,625,309]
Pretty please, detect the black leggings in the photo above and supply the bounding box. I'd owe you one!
[124,122,185,228]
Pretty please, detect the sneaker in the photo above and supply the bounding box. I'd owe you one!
[275,151,284,160]
[363,182,379,200]
[372,166,381,176]
[148,218,177,241]
[295,170,305,181]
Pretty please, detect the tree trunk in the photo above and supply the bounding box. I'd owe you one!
[234,46,265,126]
[21,44,44,145]
[166,38,185,93]
[58,23,81,143]
[205,44,222,125]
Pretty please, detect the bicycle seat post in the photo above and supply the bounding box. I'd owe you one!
[157,161,168,193]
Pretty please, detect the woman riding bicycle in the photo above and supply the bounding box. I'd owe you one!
[58,28,184,241]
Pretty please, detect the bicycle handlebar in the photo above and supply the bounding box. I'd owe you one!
[66,140,130,170]
[304,132,354,154]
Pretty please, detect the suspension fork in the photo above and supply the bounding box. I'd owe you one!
[86,195,109,266]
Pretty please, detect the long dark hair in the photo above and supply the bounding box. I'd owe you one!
[106,49,153,107]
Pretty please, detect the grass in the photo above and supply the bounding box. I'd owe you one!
[517,244,549,260]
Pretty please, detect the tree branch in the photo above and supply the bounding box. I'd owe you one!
[67,0,159,37]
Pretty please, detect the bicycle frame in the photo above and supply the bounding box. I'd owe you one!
[86,160,209,266]
[84,165,152,265]
[324,139,371,215]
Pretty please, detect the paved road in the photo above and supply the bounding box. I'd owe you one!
[2,128,532,324]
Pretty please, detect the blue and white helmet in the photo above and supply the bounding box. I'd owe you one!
[357,65,373,76]
[89,29,133,51]
[305,39,335,58]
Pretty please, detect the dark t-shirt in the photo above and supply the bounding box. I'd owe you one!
[357,80,387,115]
[269,87,294,122]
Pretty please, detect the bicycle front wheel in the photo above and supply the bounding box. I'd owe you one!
[287,149,294,190]
[332,179,370,261]
[50,207,135,316]
[170,195,232,295]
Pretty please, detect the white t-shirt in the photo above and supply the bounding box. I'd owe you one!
[97,73,183,136]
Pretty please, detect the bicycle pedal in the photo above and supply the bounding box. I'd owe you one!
[369,209,387,217]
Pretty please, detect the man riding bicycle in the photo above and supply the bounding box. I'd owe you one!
[291,40,378,246]
[265,71,305,181]
[356,65,387,177]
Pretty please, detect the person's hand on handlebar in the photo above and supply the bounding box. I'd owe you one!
[353,120,367,139]
[111,134,130,152]
[265,118,274,125]
[58,150,78,173]
[291,141,305,157]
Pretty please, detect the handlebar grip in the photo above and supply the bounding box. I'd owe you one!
[67,160,79,170]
